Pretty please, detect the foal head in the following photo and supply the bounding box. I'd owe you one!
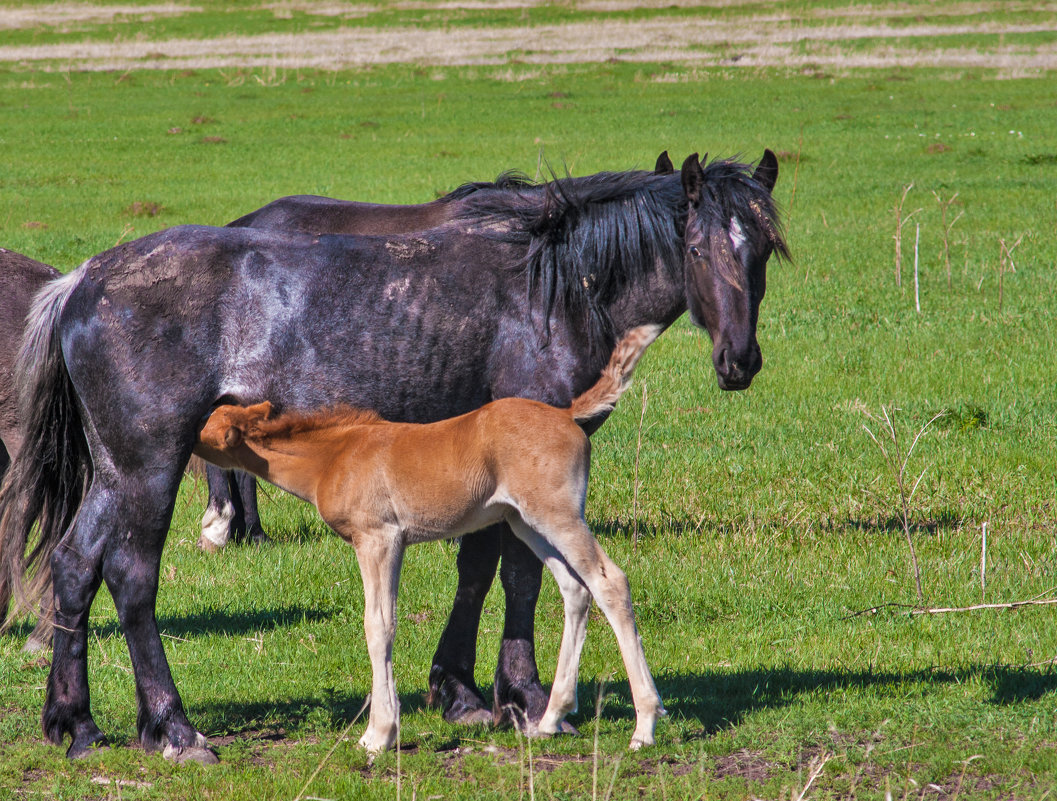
[680,151,788,391]
[198,402,273,455]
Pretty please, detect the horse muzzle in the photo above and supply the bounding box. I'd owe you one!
[713,342,762,391]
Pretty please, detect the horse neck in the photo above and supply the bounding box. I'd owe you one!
[604,257,687,337]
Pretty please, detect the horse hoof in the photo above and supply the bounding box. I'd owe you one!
[554,720,579,736]
[246,530,272,546]
[67,735,108,760]
[450,707,492,727]
[163,744,220,765]
[22,636,49,655]
[197,535,223,553]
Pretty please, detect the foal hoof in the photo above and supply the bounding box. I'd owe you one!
[163,744,220,765]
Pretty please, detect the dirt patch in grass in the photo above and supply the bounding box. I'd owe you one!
[1,15,1055,75]
[711,747,776,782]
[0,3,198,31]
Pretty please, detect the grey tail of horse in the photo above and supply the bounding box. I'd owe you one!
[568,324,662,424]
[0,269,90,629]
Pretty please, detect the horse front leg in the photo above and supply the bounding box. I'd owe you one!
[198,464,239,551]
[427,527,500,725]
[493,529,548,729]
[233,471,270,545]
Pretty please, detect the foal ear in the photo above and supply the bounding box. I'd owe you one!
[753,149,779,194]
[246,401,273,421]
[224,426,244,449]
[680,153,704,205]
[654,150,674,175]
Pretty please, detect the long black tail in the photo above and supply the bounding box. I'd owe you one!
[0,270,91,627]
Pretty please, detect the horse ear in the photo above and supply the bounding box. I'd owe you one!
[680,153,704,204]
[224,426,244,449]
[753,149,779,194]
[654,150,674,175]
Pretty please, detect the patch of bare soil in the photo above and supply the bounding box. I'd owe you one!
[0,12,1054,74]
[0,3,198,31]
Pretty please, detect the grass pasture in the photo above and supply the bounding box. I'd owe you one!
[2,2,1057,799]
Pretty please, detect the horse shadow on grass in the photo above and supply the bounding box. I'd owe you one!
[183,663,1057,745]
[4,604,337,645]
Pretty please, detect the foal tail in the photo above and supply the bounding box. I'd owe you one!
[0,270,90,627]
[569,324,662,424]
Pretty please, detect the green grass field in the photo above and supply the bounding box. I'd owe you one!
[2,2,1057,799]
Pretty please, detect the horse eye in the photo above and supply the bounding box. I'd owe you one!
[689,246,702,259]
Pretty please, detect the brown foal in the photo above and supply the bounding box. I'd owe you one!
[194,325,665,753]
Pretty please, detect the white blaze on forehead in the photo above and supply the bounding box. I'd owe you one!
[728,216,747,252]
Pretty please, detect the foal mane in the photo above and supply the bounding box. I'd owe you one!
[246,405,384,441]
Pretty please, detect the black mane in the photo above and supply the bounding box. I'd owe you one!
[452,158,787,346]
[442,170,535,201]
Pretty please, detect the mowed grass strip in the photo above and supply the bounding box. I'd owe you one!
[1,37,1057,801]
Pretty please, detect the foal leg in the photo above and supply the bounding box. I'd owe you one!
[352,532,405,753]
[428,527,500,725]
[506,518,590,736]
[517,515,664,750]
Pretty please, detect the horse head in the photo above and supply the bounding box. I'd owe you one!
[680,150,785,391]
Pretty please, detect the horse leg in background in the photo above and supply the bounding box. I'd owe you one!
[198,463,236,551]
[493,531,549,728]
[233,470,270,545]
[427,527,501,725]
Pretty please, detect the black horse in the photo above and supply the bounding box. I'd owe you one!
[0,154,683,719]
[206,152,673,552]
[0,153,786,762]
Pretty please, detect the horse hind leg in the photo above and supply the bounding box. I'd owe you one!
[88,470,217,764]
[428,527,499,725]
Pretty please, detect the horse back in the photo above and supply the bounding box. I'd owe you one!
[227,195,456,236]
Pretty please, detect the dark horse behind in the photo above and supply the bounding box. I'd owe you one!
[0,153,786,762]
